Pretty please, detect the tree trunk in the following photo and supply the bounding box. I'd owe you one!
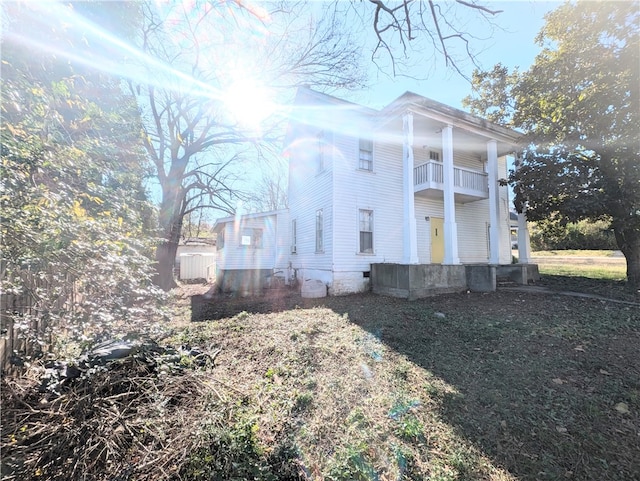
[155,241,178,291]
[154,182,185,291]
[614,227,640,294]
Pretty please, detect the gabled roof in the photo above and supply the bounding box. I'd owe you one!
[293,86,377,116]
[288,87,522,147]
[284,87,377,147]
[380,91,522,145]
[212,209,288,233]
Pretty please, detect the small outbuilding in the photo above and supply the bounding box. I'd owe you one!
[212,210,290,295]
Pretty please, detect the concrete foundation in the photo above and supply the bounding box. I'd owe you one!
[496,264,540,284]
[371,264,467,300]
[466,265,496,292]
[218,264,539,299]
[217,269,272,296]
[372,263,539,299]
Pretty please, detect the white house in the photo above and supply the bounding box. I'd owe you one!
[214,88,536,298]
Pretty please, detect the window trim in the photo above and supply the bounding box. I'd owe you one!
[240,227,263,249]
[358,209,374,254]
[291,219,297,254]
[358,138,373,171]
[315,209,324,253]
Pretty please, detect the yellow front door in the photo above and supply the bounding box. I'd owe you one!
[430,217,444,264]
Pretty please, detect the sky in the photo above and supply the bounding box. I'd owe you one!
[2,0,564,222]
[343,1,562,111]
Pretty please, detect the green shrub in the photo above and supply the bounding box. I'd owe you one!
[530,219,618,251]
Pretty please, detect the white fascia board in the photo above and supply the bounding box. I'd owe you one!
[213,209,289,232]
[379,91,523,147]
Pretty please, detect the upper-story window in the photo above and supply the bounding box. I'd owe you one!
[429,150,441,162]
[359,138,373,171]
[217,229,225,249]
[240,227,263,248]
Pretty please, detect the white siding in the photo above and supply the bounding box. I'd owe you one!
[456,200,490,263]
[287,121,333,276]
[179,254,216,280]
[274,211,290,274]
[455,150,486,172]
[215,213,283,271]
[287,91,375,286]
[414,198,445,263]
[332,138,405,274]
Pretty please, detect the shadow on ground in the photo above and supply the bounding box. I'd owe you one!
[191,286,640,481]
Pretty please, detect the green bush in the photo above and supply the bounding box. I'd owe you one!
[530,219,618,251]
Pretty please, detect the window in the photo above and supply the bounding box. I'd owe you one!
[291,219,297,253]
[359,138,373,171]
[315,209,323,252]
[240,228,263,248]
[359,209,373,253]
[217,229,224,250]
[429,150,440,161]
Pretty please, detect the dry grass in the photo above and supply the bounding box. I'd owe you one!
[179,302,515,480]
[184,286,639,481]
[3,282,639,481]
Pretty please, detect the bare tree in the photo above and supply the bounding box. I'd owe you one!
[247,161,289,214]
[134,1,365,290]
[338,0,504,77]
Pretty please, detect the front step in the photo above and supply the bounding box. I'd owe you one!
[497,277,519,288]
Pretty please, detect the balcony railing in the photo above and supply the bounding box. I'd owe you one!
[414,161,488,201]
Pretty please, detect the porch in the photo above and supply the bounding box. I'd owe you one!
[414,161,488,203]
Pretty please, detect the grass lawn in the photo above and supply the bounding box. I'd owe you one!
[179,284,640,481]
[528,250,633,299]
[531,250,622,257]
[538,264,625,281]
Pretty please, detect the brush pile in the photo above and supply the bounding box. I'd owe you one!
[1,340,220,481]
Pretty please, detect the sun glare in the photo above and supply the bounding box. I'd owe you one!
[223,77,276,131]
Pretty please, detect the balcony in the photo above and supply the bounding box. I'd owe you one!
[414,161,489,203]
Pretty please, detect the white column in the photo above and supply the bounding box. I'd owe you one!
[442,124,460,264]
[513,155,532,264]
[517,211,532,264]
[487,139,500,264]
[402,112,419,264]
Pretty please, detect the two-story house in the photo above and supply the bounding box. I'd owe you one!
[213,87,536,298]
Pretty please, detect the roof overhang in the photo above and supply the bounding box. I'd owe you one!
[212,209,288,233]
[379,91,523,148]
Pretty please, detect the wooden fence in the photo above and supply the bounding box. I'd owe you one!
[0,268,76,373]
